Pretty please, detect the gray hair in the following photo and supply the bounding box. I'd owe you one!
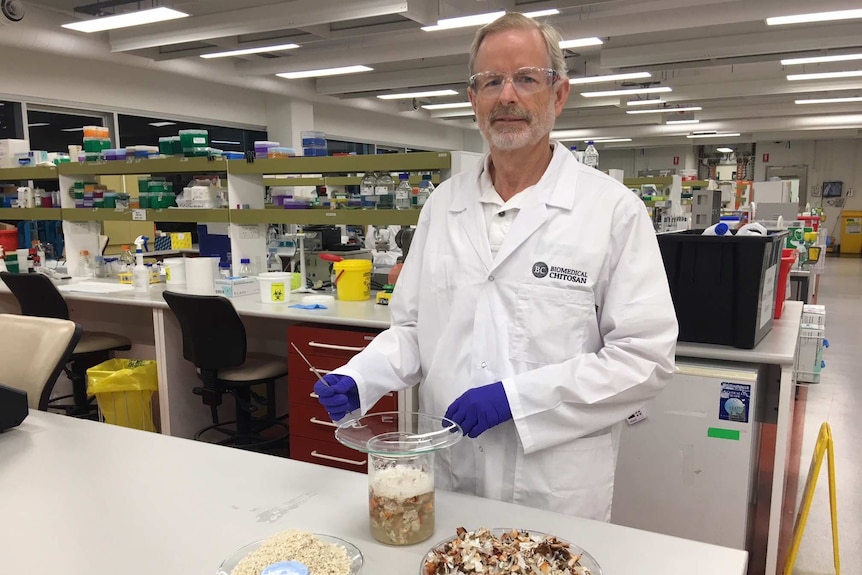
[468,12,568,80]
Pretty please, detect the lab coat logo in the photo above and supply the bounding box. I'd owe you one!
[532,262,549,278]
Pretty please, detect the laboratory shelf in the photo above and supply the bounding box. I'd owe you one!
[682,180,711,188]
[229,151,451,176]
[0,207,64,221]
[0,166,60,180]
[229,208,422,226]
[57,157,228,176]
[266,175,442,187]
[624,177,674,186]
[60,208,229,223]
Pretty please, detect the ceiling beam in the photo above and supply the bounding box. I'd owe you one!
[109,0,414,52]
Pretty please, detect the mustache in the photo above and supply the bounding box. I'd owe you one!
[490,107,531,121]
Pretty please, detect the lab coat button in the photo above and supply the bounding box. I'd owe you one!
[488,275,494,281]
[480,362,487,368]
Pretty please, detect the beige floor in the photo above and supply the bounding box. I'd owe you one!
[792,257,861,574]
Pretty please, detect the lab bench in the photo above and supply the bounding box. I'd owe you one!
[0,281,802,575]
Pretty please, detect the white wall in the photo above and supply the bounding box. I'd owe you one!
[598,146,697,177]
[755,139,862,240]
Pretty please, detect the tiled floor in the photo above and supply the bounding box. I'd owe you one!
[791,257,861,574]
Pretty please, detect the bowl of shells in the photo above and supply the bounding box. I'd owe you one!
[420,527,601,575]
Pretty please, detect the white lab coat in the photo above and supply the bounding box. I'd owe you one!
[334,143,678,521]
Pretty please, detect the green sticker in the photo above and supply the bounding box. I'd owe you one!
[708,427,740,441]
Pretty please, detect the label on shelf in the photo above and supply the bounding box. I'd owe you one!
[132,209,147,221]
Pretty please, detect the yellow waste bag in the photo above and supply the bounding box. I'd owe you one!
[86,359,158,432]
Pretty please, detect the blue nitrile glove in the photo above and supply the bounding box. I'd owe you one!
[314,374,360,422]
[444,382,512,439]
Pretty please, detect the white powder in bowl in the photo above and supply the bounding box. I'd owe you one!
[370,466,434,499]
[230,530,351,575]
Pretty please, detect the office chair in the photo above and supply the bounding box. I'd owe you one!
[0,314,82,410]
[162,291,289,450]
[0,272,132,418]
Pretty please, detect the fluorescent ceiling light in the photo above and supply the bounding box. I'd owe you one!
[277,65,373,79]
[717,147,734,153]
[62,7,188,33]
[666,119,701,125]
[378,89,458,100]
[686,132,741,139]
[61,128,84,132]
[585,138,632,143]
[201,43,299,59]
[211,140,241,145]
[627,99,667,106]
[766,9,862,26]
[581,86,672,98]
[781,53,862,65]
[422,102,473,110]
[569,72,651,85]
[433,110,475,117]
[27,123,50,127]
[559,37,603,49]
[149,121,176,128]
[421,8,558,31]
[626,106,701,114]
[795,96,862,104]
[787,70,862,81]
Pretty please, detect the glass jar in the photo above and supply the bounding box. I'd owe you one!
[368,450,435,545]
[335,412,462,547]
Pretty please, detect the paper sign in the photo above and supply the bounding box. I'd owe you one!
[719,382,751,423]
[271,282,286,302]
[132,209,147,221]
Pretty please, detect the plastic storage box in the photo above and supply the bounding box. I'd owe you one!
[657,229,789,349]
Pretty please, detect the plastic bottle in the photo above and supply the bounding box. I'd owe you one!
[120,244,135,272]
[570,146,582,163]
[239,258,252,277]
[132,236,149,293]
[78,250,93,277]
[417,174,434,207]
[702,223,730,236]
[583,141,599,169]
[219,262,231,279]
[375,172,395,209]
[736,222,767,236]
[395,173,412,210]
[360,171,377,208]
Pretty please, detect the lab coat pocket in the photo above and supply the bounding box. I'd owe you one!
[509,284,594,364]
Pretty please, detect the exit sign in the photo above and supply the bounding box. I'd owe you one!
[673,156,679,165]
[762,153,770,162]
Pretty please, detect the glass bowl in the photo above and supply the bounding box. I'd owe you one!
[419,528,602,575]
[218,534,363,575]
[335,411,462,455]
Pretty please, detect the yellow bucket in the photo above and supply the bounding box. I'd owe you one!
[334,259,372,301]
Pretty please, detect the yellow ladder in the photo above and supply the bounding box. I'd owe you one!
[783,422,840,574]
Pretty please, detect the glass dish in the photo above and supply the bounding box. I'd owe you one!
[335,411,462,455]
[419,528,602,575]
[218,534,363,575]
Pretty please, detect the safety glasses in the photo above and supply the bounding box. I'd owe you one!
[468,67,560,96]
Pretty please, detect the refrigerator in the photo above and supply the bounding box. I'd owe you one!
[612,360,763,550]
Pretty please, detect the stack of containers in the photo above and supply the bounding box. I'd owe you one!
[301,131,327,156]
[158,136,182,156]
[82,126,111,162]
[138,178,176,209]
[255,141,279,159]
[180,129,210,157]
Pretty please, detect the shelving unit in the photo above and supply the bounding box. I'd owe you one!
[0,152,455,275]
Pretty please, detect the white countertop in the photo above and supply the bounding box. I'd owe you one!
[0,278,803,362]
[0,412,748,575]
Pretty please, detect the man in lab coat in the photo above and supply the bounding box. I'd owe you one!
[315,13,678,521]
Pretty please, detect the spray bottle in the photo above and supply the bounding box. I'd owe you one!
[133,235,149,293]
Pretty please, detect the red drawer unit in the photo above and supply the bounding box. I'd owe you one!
[287,323,387,473]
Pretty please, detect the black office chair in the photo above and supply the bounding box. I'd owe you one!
[162,291,289,450]
[0,272,132,418]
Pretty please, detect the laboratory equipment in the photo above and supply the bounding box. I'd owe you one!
[291,231,314,294]
[375,172,395,209]
[360,171,377,208]
[217,534,363,575]
[239,258,252,277]
[132,236,148,293]
[395,173,412,210]
[335,412,462,545]
[417,174,434,207]
[583,141,599,169]
[613,360,763,550]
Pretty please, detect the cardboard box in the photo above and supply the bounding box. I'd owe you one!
[215,277,260,298]
[14,150,49,166]
[170,232,192,249]
[0,140,29,168]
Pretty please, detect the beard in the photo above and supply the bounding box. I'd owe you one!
[478,98,557,151]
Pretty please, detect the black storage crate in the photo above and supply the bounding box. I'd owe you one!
[657,229,788,349]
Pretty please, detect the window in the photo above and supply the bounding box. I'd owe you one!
[0,101,24,140]
[117,114,266,152]
[26,106,111,152]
